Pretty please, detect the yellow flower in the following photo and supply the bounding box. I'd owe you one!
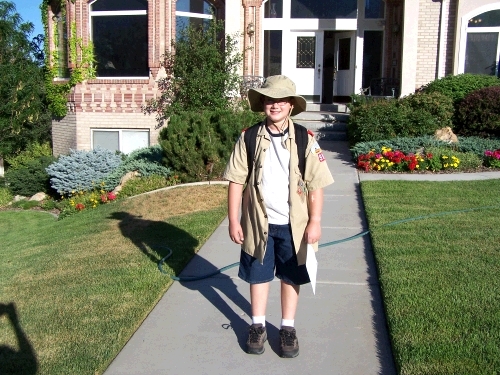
[442,155,448,159]
[444,163,449,168]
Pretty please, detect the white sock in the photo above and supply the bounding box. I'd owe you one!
[252,316,266,326]
[281,319,294,328]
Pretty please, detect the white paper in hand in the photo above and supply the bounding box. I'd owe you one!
[306,244,318,295]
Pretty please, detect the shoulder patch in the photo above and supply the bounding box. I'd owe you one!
[307,130,314,136]
[242,127,249,132]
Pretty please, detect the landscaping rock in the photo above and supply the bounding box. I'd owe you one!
[434,127,458,143]
[13,195,27,202]
[113,171,139,194]
[29,192,47,201]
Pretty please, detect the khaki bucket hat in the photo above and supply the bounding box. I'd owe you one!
[247,75,307,116]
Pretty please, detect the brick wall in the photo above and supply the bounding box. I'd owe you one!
[73,111,160,152]
[416,0,441,87]
[52,112,77,157]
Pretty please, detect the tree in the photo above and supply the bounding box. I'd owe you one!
[0,1,51,161]
[143,18,244,125]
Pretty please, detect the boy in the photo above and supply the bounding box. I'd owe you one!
[223,75,334,358]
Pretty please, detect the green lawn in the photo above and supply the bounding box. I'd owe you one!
[0,185,228,375]
[361,179,500,375]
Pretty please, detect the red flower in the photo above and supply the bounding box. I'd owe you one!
[75,203,85,211]
[107,192,116,201]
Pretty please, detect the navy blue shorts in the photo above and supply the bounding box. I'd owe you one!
[238,223,310,285]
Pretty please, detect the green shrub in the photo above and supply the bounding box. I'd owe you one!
[399,92,454,130]
[0,186,13,206]
[4,142,52,169]
[422,73,500,104]
[159,110,262,182]
[347,92,452,144]
[456,86,500,137]
[104,145,172,190]
[5,156,56,196]
[143,18,244,123]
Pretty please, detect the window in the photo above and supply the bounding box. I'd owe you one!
[291,0,357,19]
[264,30,282,76]
[265,1,283,18]
[92,129,149,154]
[362,31,383,88]
[465,33,499,76]
[90,0,148,78]
[365,0,384,19]
[296,37,315,68]
[176,0,214,37]
[464,9,500,77]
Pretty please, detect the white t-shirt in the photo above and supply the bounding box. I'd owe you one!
[261,126,290,225]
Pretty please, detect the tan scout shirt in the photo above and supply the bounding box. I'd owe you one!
[223,120,334,266]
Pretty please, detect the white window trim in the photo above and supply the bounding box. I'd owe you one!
[91,129,150,154]
[175,11,213,20]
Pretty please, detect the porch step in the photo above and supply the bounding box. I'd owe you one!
[304,103,350,113]
[292,105,349,142]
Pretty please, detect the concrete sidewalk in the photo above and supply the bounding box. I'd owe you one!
[103,140,398,375]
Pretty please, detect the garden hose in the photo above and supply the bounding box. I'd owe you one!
[158,204,500,282]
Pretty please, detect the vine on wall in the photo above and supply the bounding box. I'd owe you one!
[41,0,96,117]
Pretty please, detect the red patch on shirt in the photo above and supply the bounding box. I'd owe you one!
[318,152,326,162]
[307,130,314,137]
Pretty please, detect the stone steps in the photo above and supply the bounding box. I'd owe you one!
[292,103,350,141]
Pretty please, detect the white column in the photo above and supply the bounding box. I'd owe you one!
[400,0,419,96]
[225,0,242,73]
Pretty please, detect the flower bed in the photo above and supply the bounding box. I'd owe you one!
[357,147,461,173]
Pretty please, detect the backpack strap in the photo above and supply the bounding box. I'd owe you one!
[244,121,310,183]
[293,122,309,178]
[244,122,261,184]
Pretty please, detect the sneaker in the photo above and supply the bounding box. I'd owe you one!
[279,326,299,358]
[246,323,267,354]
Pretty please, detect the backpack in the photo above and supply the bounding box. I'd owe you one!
[244,122,309,182]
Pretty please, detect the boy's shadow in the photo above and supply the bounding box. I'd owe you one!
[0,302,38,375]
[109,211,273,352]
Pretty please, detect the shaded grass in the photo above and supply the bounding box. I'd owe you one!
[361,179,500,375]
[0,185,228,375]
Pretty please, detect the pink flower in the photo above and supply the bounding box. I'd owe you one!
[107,192,116,201]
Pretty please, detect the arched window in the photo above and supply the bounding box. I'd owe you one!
[463,9,500,77]
[90,0,149,78]
[175,0,215,38]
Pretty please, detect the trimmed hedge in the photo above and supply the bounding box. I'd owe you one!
[347,92,454,144]
[422,73,500,104]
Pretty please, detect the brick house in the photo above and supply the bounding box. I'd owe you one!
[45,0,500,157]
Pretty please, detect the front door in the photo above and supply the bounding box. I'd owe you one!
[284,31,324,103]
[333,32,355,97]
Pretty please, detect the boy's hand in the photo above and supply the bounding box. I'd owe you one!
[229,221,244,244]
[304,220,321,244]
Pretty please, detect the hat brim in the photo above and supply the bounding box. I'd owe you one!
[248,87,307,116]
